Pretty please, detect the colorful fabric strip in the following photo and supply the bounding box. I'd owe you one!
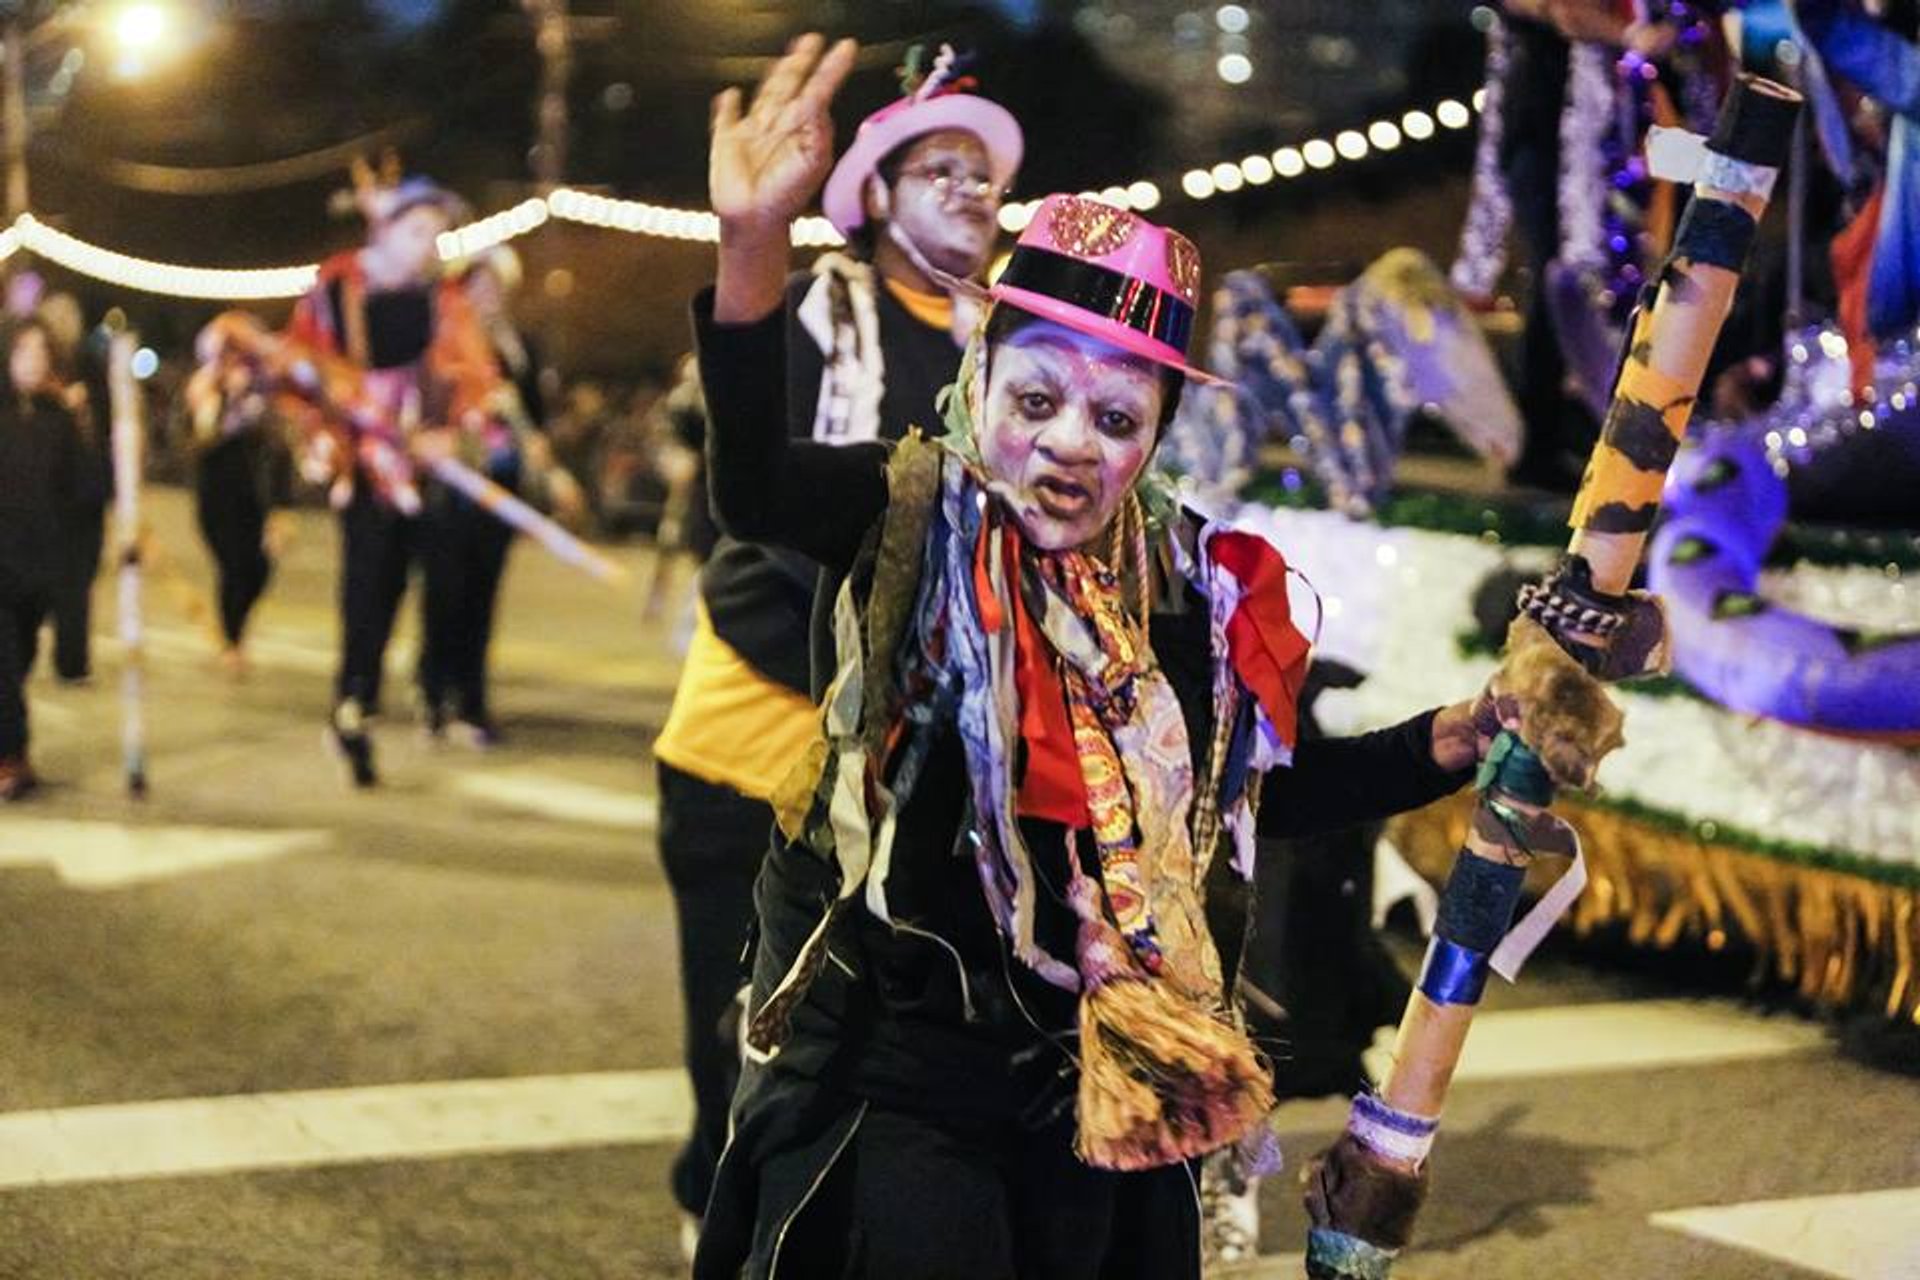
[1417,936,1491,1007]
[1347,1093,1439,1166]
[1305,1227,1397,1280]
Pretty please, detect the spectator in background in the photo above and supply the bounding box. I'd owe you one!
[38,294,110,685]
[0,320,91,798]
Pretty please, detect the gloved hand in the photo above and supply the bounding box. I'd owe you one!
[1302,1131,1429,1252]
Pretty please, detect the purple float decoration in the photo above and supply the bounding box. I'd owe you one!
[1650,430,1920,741]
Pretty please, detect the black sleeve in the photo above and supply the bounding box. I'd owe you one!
[1256,708,1473,840]
[692,287,889,576]
[783,274,825,441]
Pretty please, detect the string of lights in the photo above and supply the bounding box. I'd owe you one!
[0,92,1484,300]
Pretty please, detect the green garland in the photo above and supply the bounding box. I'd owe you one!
[1247,474,1920,572]
[1575,790,1920,892]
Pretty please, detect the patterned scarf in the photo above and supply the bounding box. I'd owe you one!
[955,465,1280,1168]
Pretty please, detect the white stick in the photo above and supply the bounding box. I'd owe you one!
[424,457,627,585]
[108,331,147,797]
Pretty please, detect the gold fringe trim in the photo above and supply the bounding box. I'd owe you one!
[1075,980,1275,1171]
[1386,792,1920,1025]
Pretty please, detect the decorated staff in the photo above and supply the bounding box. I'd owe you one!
[1301,74,1803,1280]
[108,330,148,798]
[195,311,622,585]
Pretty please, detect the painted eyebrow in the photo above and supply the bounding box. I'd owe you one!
[1003,333,1158,382]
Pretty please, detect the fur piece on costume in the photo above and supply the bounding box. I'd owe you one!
[1492,616,1626,790]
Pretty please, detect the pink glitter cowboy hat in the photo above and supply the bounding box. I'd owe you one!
[821,46,1023,238]
[988,193,1220,384]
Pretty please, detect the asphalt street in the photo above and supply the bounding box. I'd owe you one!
[0,487,1914,1280]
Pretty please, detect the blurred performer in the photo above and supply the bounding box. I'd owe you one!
[38,295,109,685]
[651,44,1021,1250]
[415,246,579,746]
[0,321,90,798]
[183,351,292,675]
[287,168,505,787]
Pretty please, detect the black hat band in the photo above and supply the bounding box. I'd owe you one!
[996,246,1193,353]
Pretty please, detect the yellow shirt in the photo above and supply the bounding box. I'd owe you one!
[653,602,821,802]
[884,277,954,332]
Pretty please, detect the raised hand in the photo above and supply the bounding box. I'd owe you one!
[710,34,858,237]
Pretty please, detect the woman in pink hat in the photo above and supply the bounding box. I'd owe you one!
[652,41,1025,1254]
[689,35,1491,1279]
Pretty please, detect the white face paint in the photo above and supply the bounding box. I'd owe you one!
[875,129,1001,280]
[978,317,1166,552]
[364,205,452,289]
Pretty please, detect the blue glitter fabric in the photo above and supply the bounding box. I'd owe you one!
[1305,1227,1397,1280]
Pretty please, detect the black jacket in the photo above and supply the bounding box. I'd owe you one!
[0,393,89,597]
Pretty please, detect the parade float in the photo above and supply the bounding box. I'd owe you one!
[1171,291,1920,1027]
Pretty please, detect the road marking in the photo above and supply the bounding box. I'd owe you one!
[453,770,657,831]
[1365,999,1827,1084]
[1651,1187,1920,1279]
[0,1070,691,1189]
[1215,1255,1303,1278]
[0,819,324,888]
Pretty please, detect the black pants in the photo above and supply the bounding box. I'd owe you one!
[417,497,512,721]
[0,588,49,758]
[777,1107,1199,1280]
[196,445,273,648]
[336,490,432,713]
[657,760,771,1218]
[50,509,103,680]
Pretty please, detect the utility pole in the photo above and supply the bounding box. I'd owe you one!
[5,19,28,220]
[523,0,569,192]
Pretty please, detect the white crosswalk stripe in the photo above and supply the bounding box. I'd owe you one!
[452,769,658,831]
[1651,1187,1920,1280]
[0,818,324,887]
[0,1070,691,1189]
[1365,998,1827,1084]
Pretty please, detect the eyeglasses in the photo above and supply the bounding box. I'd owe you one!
[895,163,1005,205]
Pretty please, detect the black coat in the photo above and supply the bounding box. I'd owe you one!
[0,393,89,598]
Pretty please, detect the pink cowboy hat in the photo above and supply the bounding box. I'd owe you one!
[988,193,1218,384]
[821,61,1022,237]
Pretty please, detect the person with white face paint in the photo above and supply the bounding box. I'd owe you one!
[285,173,506,787]
[686,36,1505,1279]
[650,42,1022,1255]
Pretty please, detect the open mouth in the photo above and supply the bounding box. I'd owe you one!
[1032,475,1094,520]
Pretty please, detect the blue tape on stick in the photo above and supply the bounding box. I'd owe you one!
[1305,1228,1396,1280]
[1669,197,1758,274]
[1418,936,1491,1006]
[1434,850,1528,952]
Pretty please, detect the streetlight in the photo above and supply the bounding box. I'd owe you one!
[3,0,183,219]
[109,2,176,78]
